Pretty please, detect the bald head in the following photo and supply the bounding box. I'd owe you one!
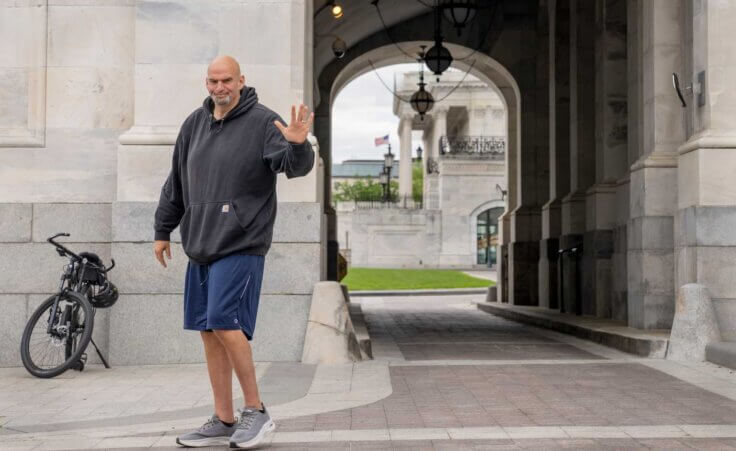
[208,55,242,78]
[206,55,245,111]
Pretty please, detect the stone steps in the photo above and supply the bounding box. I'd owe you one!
[706,342,736,370]
[348,302,373,359]
[476,301,670,357]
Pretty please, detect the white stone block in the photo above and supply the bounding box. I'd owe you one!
[46,66,134,129]
[0,69,28,128]
[32,203,111,243]
[116,144,173,202]
[0,295,26,367]
[0,4,46,67]
[47,4,134,67]
[133,64,208,127]
[0,242,110,294]
[0,203,32,242]
[112,201,181,243]
[252,295,312,361]
[667,284,720,361]
[218,2,292,67]
[108,294,204,365]
[135,1,218,65]
[0,129,118,202]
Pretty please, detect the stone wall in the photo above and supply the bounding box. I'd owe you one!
[0,202,323,367]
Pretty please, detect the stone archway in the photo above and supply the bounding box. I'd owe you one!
[322,41,521,277]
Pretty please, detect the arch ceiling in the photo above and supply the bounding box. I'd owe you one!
[313,0,429,78]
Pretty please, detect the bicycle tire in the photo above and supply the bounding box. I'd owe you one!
[20,290,94,378]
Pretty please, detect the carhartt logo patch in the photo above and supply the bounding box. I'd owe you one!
[222,204,229,213]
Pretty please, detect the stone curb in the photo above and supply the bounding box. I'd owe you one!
[476,301,670,357]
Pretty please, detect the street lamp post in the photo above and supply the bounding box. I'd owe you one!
[382,143,394,202]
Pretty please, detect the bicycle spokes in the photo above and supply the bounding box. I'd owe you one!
[26,298,88,372]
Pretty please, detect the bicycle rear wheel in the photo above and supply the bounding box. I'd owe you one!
[20,290,94,378]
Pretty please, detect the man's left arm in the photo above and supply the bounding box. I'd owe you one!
[263,104,315,178]
[263,120,315,178]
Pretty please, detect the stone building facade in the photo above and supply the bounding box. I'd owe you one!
[2,0,736,365]
[336,70,507,269]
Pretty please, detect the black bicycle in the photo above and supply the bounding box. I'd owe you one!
[20,233,118,378]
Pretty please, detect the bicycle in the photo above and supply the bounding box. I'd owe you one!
[20,233,118,378]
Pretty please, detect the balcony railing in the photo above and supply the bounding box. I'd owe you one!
[335,196,423,210]
[439,135,505,159]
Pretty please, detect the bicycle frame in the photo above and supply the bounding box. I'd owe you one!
[44,233,98,337]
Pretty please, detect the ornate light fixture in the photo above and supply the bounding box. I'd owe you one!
[410,47,435,120]
[424,41,453,77]
[425,4,453,78]
[442,0,478,36]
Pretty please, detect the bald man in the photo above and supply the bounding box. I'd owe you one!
[153,56,314,449]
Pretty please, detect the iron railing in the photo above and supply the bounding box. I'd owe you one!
[335,196,423,210]
[439,135,505,159]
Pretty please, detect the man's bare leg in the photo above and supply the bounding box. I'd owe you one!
[200,331,236,423]
[212,329,262,409]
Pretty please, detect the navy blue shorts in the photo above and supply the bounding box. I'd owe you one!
[183,254,265,340]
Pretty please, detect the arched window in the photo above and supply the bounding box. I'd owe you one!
[476,207,504,266]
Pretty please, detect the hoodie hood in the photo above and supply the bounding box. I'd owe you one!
[203,86,259,124]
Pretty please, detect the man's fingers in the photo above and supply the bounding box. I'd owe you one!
[154,249,167,268]
[290,105,296,125]
[306,112,314,128]
[165,245,171,259]
[274,120,286,134]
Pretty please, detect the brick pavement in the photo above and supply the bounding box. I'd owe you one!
[3,293,736,449]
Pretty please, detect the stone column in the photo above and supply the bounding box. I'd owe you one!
[431,106,448,159]
[676,1,736,340]
[398,113,413,200]
[560,0,596,315]
[508,0,549,306]
[424,106,447,210]
[583,0,627,318]
[627,0,682,329]
[540,0,571,310]
[497,84,520,304]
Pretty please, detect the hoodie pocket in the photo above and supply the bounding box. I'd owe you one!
[179,201,244,261]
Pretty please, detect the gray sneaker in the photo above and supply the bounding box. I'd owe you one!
[229,405,276,449]
[176,414,237,447]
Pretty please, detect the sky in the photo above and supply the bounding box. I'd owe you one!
[331,64,421,163]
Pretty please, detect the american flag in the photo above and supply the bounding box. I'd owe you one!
[374,134,389,147]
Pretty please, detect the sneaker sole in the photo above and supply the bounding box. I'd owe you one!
[176,436,231,447]
[229,420,276,449]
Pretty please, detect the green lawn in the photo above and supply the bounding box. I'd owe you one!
[342,267,495,291]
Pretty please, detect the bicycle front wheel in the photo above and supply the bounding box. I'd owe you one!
[20,290,94,378]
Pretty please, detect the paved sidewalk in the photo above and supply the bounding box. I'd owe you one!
[2,294,736,449]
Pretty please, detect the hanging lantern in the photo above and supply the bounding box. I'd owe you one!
[424,41,453,76]
[411,83,434,120]
[442,0,478,36]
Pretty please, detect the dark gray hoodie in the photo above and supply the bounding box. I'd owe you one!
[154,87,315,263]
